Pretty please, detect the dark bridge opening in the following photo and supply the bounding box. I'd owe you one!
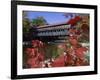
[23,23,70,47]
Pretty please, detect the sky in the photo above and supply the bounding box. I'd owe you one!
[25,11,72,24]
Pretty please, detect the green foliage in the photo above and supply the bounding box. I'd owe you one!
[44,44,58,59]
[23,12,31,33]
[23,18,31,33]
[32,16,48,27]
[23,18,30,27]
[23,11,48,33]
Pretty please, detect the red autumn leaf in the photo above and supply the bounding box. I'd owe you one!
[27,58,40,68]
[75,47,88,59]
[26,48,38,57]
[75,58,83,66]
[69,36,78,46]
[65,53,74,65]
[37,53,44,61]
[26,48,32,54]
[67,16,81,26]
[52,54,65,67]
[31,40,39,47]
[67,19,76,26]
[74,16,81,21]
[31,40,44,48]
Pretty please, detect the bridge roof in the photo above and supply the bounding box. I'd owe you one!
[36,21,69,29]
[31,16,81,30]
